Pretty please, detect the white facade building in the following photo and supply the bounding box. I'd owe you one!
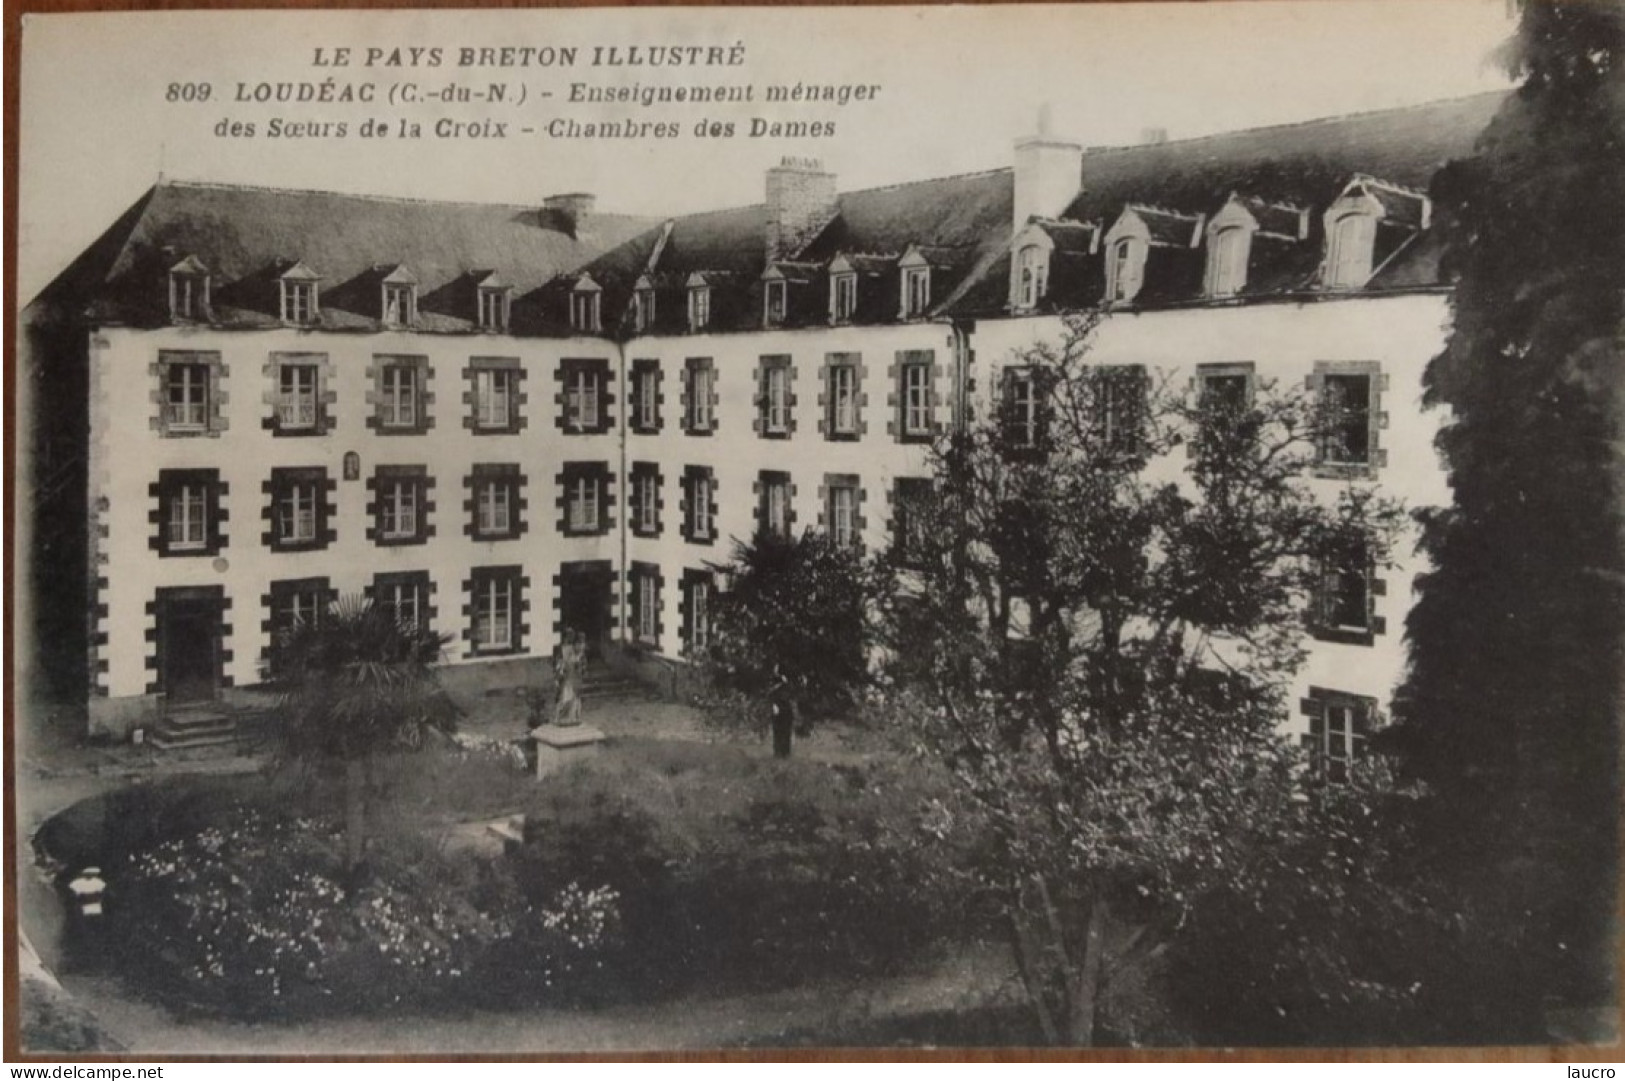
[21,93,1501,757]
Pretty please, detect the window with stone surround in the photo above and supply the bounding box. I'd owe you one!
[893,350,936,442]
[1300,687,1376,783]
[1096,365,1149,454]
[680,568,714,657]
[265,352,335,437]
[821,353,864,440]
[466,565,528,656]
[631,359,663,434]
[263,467,335,552]
[466,463,526,541]
[757,355,795,438]
[683,358,717,435]
[371,355,433,435]
[559,461,613,537]
[155,351,226,437]
[757,470,794,539]
[630,462,663,537]
[369,570,434,635]
[263,577,335,671]
[891,476,934,567]
[630,562,663,649]
[367,465,433,546]
[150,468,227,557]
[466,357,525,434]
[559,357,613,435]
[1310,361,1387,478]
[1309,538,1386,646]
[821,473,865,550]
[682,465,717,544]
[1000,366,1043,449]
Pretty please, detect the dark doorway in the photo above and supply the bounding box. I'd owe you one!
[159,595,221,703]
[557,562,613,659]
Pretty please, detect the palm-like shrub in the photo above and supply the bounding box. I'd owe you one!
[267,594,454,872]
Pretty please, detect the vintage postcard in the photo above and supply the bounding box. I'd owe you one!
[13,0,1620,1059]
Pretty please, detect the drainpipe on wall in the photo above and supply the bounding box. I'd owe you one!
[616,339,629,663]
[938,318,975,435]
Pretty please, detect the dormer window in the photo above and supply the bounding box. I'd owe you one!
[897,247,933,320]
[479,285,510,332]
[764,279,788,327]
[1325,212,1377,290]
[1016,244,1048,310]
[901,266,931,319]
[632,281,655,332]
[278,262,321,326]
[383,283,415,326]
[284,281,316,324]
[380,267,418,328]
[569,277,602,333]
[1107,237,1145,304]
[168,256,210,323]
[1321,177,1428,292]
[1206,226,1250,298]
[831,272,857,323]
[688,283,712,333]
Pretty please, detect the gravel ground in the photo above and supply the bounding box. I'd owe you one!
[50,945,1014,1055]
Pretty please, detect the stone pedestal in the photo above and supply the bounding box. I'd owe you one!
[528,724,607,778]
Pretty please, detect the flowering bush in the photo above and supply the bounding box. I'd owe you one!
[448,731,530,772]
[108,806,619,1018]
[511,740,984,997]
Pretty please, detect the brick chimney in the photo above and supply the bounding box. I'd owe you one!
[1013,105,1083,230]
[765,158,838,262]
[542,193,596,239]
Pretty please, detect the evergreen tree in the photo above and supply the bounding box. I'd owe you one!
[1391,0,1624,1036]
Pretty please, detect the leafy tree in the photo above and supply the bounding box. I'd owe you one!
[876,312,1419,1043]
[699,529,878,757]
[1389,0,1624,1036]
[268,594,454,873]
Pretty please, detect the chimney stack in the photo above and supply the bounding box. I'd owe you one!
[1140,127,1169,146]
[1013,106,1083,230]
[765,158,838,263]
[542,193,596,238]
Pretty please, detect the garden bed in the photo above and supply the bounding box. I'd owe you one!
[38,735,991,1023]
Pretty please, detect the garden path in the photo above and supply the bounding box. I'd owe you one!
[55,944,1011,1054]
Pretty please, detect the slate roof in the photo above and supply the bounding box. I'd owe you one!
[947,91,1503,315]
[37,180,656,331]
[38,92,1503,335]
[566,168,1014,335]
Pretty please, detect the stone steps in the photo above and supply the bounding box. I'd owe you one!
[579,664,645,704]
[149,706,238,751]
